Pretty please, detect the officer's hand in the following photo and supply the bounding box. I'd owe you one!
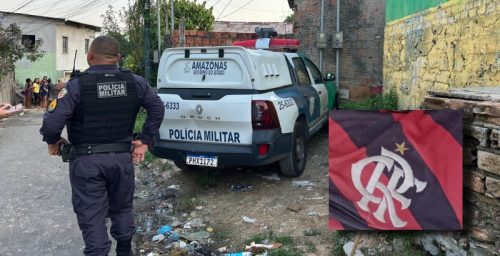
[48,137,69,155]
[132,139,148,163]
[0,104,12,118]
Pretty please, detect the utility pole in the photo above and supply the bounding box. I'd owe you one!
[170,0,174,33]
[143,0,152,84]
[157,0,161,53]
[164,1,172,49]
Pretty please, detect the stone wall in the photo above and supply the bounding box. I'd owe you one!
[171,30,257,47]
[384,0,500,109]
[421,88,499,255]
[291,0,385,90]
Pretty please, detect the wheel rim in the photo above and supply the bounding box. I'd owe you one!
[295,135,305,165]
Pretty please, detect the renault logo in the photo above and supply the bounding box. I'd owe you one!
[195,104,203,115]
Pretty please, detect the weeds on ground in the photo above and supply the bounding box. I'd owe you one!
[303,228,321,236]
[330,231,350,256]
[195,171,218,189]
[340,89,398,110]
[176,194,200,212]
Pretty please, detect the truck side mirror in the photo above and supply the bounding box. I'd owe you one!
[325,73,335,81]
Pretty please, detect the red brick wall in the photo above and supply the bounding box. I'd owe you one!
[293,0,386,90]
[172,30,257,47]
[172,30,294,47]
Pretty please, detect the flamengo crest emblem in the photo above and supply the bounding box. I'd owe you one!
[351,146,427,228]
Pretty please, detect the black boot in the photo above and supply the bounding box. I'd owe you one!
[116,239,133,256]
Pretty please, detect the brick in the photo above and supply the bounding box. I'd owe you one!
[464,125,490,147]
[202,38,209,45]
[464,170,486,193]
[490,129,500,149]
[477,150,500,175]
[475,115,500,126]
[196,31,205,37]
[485,177,500,198]
[473,102,500,117]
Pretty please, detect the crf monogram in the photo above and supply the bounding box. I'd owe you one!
[351,147,427,228]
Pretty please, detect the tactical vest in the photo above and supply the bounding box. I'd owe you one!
[68,71,141,145]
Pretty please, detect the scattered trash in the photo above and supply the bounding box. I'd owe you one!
[223,252,252,256]
[206,226,214,232]
[189,218,205,228]
[306,210,319,216]
[146,217,153,233]
[217,246,228,253]
[231,183,252,192]
[189,240,201,250]
[146,253,160,256]
[168,184,181,190]
[245,241,282,250]
[183,222,192,229]
[286,203,303,213]
[174,240,187,249]
[152,234,165,243]
[157,225,172,235]
[195,206,203,210]
[180,231,211,241]
[256,173,281,181]
[241,216,256,224]
[343,241,364,256]
[171,220,183,227]
[292,180,315,187]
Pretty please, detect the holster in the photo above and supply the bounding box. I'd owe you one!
[60,144,76,162]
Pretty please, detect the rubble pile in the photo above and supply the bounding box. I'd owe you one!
[421,87,500,256]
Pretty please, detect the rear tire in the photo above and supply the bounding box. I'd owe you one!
[173,160,198,171]
[279,121,306,177]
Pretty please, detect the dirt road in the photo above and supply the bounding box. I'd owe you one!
[134,127,334,255]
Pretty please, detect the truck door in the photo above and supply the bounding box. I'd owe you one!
[303,58,328,119]
[291,57,322,131]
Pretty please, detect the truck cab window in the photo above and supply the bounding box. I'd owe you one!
[292,57,311,86]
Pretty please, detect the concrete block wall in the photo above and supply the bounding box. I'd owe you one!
[172,30,257,47]
[422,92,500,255]
[384,0,500,109]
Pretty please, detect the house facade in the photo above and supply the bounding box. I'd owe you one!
[0,12,100,85]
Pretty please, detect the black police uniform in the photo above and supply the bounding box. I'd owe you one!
[40,64,165,256]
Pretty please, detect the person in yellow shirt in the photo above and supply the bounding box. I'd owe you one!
[32,78,40,107]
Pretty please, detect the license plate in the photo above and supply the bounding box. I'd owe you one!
[186,154,218,167]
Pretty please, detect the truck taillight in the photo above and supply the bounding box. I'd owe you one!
[251,100,280,129]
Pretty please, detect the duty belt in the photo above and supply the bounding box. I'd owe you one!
[75,143,132,156]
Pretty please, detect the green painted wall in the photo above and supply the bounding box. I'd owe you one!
[14,53,59,87]
[386,0,450,23]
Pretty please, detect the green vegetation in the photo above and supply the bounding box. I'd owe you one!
[303,228,321,236]
[340,89,398,110]
[195,171,218,189]
[330,231,350,256]
[134,109,156,164]
[176,194,200,212]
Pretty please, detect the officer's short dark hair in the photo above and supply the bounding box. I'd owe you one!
[90,35,120,58]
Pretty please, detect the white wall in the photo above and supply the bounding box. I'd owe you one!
[55,25,96,73]
[0,13,57,55]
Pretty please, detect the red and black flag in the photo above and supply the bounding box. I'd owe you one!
[329,110,463,230]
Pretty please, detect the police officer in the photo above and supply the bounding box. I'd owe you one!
[40,35,165,256]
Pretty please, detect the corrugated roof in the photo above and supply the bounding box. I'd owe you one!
[0,11,101,31]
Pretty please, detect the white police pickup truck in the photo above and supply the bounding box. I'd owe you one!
[151,42,331,177]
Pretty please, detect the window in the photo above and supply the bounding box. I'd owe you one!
[304,58,323,84]
[62,36,68,54]
[85,39,90,53]
[292,57,311,86]
[22,34,36,51]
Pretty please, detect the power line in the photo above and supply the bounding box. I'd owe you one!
[218,0,253,20]
[216,0,233,21]
[7,0,37,15]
